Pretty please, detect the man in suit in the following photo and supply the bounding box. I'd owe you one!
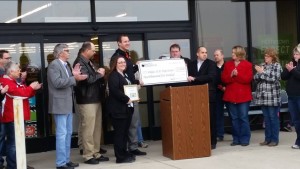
[47,44,87,169]
[187,46,217,149]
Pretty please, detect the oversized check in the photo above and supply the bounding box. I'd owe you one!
[138,59,188,86]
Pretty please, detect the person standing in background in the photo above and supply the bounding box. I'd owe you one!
[187,46,217,149]
[48,43,87,169]
[221,45,253,147]
[214,49,226,141]
[169,43,191,65]
[0,50,11,169]
[254,48,282,147]
[281,44,300,149]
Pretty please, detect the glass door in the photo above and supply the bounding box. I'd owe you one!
[0,36,46,153]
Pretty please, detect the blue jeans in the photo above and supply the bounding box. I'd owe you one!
[288,96,300,146]
[261,106,280,143]
[4,122,16,169]
[137,119,143,143]
[0,123,6,166]
[54,113,73,167]
[216,92,224,139]
[227,102,251,144]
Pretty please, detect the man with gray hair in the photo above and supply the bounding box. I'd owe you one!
[47,44,87,169]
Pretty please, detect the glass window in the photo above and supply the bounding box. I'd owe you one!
[0,43,42,138]
[1,1,90,23]
[148,39,190,60]
[102,40,144,68]
[196,1,247,60]
[251,0,297,66]
[95,0,189,22]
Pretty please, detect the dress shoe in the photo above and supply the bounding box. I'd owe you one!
[241,143,249,146]
[27,165,35,169]
[268,142,278,147]
[259,141,270,146]
[217,137,224,141]
[116,156,135,164]
[84,158,99,165]
[230,142,240,146]
[130,149,147,156]
[96,155,109,162]
[56,164,74,169]
[100,148,107,154]
[66,161,79,167]
[211,144,216,149]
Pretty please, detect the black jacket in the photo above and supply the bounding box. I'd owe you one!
[111,49,139,84]
[106,71,131,118]
[73,55,104,104]
[188,58,217,101]
[281,60,300,96]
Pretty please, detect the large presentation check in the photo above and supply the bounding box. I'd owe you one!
[138,59,188,86]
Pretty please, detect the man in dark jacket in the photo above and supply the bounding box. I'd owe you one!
[73,42,109,164]
[188,46,217,149]
[110,34,146,156]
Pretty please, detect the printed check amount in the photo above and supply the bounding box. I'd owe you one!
[138,59,188,86]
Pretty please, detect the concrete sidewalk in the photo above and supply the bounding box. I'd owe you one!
[26,130,300,169]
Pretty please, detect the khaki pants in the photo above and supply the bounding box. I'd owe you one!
[77,103,102,161]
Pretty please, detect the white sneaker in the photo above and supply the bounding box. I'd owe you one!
[291,145,300,149]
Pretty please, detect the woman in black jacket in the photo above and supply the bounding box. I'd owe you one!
[281,44,300,149]
[106,56,135,163]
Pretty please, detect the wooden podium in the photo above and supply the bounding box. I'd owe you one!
[160,85,211,160]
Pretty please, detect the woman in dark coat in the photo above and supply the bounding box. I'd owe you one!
[106,56,135,163]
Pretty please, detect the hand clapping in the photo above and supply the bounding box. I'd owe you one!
[285,61,295,72]
[29,81,42,90]
[73,63,88,81]
[254,65,264,73]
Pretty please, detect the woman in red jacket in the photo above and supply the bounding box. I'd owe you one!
[0,61,41,169]
[221,45,253,146]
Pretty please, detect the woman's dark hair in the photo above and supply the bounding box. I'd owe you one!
[107,56,126,79]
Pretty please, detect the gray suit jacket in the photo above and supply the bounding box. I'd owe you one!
[47,59,76,114]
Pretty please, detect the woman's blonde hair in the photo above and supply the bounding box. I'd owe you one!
[232,45,246,60]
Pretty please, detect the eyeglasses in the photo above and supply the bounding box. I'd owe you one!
[3,57,12,60]
[117,61,126,64]
[63,49,70,53]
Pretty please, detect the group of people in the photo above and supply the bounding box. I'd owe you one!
[169,43,300,151]
[47,37,148,169]
[0,36,300,168]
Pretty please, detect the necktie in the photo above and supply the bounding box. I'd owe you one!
[125,52,131,59]
[64,63,70,77]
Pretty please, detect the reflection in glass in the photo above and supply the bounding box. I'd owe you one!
[250,1,297,66]
[1,1,90,23]
[196,1,247,60]
[95,0,188,22]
